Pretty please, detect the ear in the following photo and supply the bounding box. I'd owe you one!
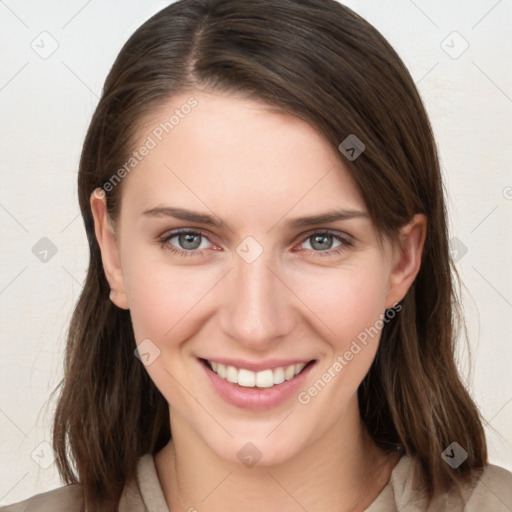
[90,189,129,309]
[385,213,427,309]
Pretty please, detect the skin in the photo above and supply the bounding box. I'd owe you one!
[91,90,427,512]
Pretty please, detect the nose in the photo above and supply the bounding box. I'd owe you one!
[218,253,295,351]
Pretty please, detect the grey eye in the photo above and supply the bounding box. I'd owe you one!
[177,232,203,250]
[302,234,342,251]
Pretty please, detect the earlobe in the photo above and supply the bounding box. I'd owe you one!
[90,188,129,310]
[385,213,427,309]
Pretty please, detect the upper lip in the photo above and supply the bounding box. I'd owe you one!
[200,357,315,372]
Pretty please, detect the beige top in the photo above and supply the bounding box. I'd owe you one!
[1,453,511,511]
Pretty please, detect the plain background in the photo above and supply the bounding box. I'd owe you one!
[0,0,511,505]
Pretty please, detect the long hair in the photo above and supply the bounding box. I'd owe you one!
[52,1,487,509]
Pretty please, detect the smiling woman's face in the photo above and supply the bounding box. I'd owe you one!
[91,90,424,466]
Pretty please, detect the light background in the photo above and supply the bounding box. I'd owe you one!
[0,0,511,504]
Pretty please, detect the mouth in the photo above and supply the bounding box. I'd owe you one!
[200,358,316,389]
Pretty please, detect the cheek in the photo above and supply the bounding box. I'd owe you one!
[288,259,390,348]
[124,258,220,343]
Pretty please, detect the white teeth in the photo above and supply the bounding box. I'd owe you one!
[255,369,274,388]
[226,365,238,383]
[238,369,255,387]
[207,360,310,388]
[284,365,295,381]
[295,363,306,374]
[273,367,285,385]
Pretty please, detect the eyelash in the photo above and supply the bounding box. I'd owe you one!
[157,228,353,259]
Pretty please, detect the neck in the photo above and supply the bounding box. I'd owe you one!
[155,399,399,512]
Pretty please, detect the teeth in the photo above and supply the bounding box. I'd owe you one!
[208,360,308,388]
[238,369,255,387]
[226,365,238,383]
[273,367,285,385]
[284,365,295,381]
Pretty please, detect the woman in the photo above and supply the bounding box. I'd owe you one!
[2,0,511,511]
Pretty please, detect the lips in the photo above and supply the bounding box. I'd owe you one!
[199,357,317,410]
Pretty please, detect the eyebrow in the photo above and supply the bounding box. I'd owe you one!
[141,206,369,230]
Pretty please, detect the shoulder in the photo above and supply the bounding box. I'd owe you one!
[388,456,512,511]
[0,454,163,512]
[464,463,512,510]
[0,484,82,512]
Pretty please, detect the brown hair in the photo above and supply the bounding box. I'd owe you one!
[52,0,487,509]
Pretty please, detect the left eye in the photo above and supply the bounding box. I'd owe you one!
[299,233,344,251]
[165,231,211,251]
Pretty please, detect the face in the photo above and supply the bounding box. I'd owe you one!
[92,90,425,466]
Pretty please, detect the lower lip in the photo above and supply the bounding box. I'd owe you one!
[199,359,316,410]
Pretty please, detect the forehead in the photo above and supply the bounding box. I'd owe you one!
[121,90,366,224]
